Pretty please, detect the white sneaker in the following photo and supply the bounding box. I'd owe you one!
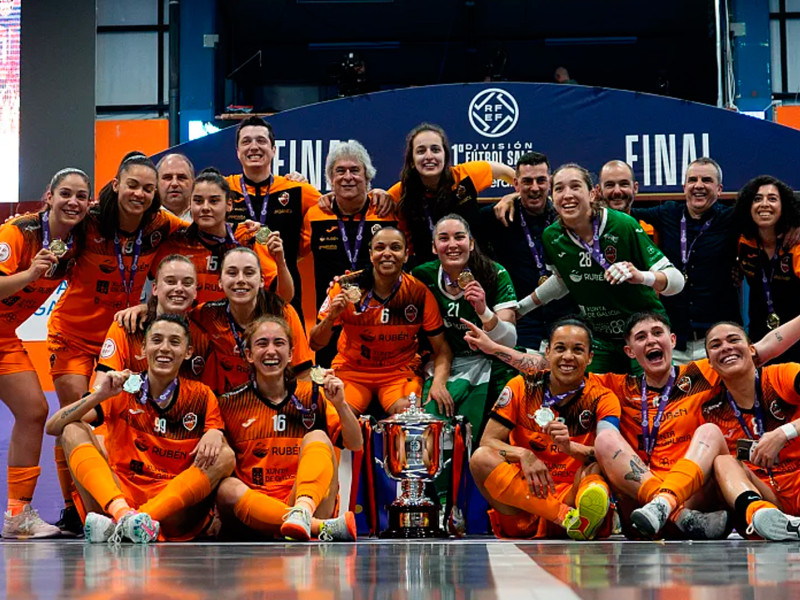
[280,507,312,541]
[749,508,800,541]
[109,511,160,544]
[84,512,116,543]
[2,505,61,539]
[318,512,357,542]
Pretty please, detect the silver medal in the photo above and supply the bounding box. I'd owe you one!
[534,406,555,427]
[122,373,143,394]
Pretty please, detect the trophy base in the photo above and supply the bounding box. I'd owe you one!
[379,505,447,539]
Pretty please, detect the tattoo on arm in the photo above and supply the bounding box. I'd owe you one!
[623,456,647,483]
[612,449,622,460]
[697,441,710,450]
[60,398,88,420]
[493,350,542,375]
[776,331,784,342]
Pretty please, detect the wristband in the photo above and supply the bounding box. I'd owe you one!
[478,306,494,324]
[517,295,537,316]
[780,423,798,440]
[640,270,656,287]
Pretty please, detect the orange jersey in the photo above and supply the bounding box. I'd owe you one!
[48,211,185,349]
[95,377,224,500]
[701,363,800,483]
[387,161,494,202]
[218,380,342,499]
[96,319,212,380]
[189,299,313,395]
[592,360,721,474]
[317,272,443,372]
[149,224,278,304]
[299,199,400,311]
[490,372,621,485]
[0,212,78,336]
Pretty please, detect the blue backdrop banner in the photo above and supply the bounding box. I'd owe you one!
[158,83,800,196]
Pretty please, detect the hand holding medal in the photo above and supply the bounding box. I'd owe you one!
[49,239,69,258]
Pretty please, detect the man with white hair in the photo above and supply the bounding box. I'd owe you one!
[300,141,400,366]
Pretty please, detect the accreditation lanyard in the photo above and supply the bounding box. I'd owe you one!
[571,215,610,270]
[640,367,676,458]
[114,228,144,302]
[518,208,551,275]
[680,213,713,274]
[240,174,273,225]
[758,246,781,318]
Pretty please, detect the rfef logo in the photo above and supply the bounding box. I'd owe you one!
[468,88,519,138]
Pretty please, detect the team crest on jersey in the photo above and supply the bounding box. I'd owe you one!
[150,231,162,247]
[100,338,116,359]
[279,192,290,206]
[191,355,206,376]
[134,437,149,452]
[579,409,593,431]
[769,400,787,421]
[302,412,316,429]
[0,242,10,263]
[371,224,383,235]
[405,304,418,322]
[676,376,692,394]
[456,185,467,200]
[781,255,791,274]
[496,386,512,408]
[604,245,617,263]
[183,412,198,431]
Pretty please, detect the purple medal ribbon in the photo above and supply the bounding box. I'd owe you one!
[138,375,179,406]
[226,304,247,357]
[543,376,585,408]
[518,208,549,274]
[640,367,676,458]
[359,276,402,313]
[290,393,318,416]
[198,224,238,247]
[680,213,714,275]
[114,228,144,301]
[337,203,369,271]
[726,370,766,440]
[572,214,611,270]
[41,210,73,254]
[759,246,782,317]
[239,174,273,225]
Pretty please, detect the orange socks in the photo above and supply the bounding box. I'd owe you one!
[294,441,335,508]
[6,466,41,515]
[68,444,125,512]
[139,466,212,522]
[484,461,570,524]
[636,474,664,505]
[234,489,289,533]
[655,458,704,507]
[54,445,76,506]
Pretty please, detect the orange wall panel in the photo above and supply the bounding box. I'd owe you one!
[775,106,800,132]
[95,119,169,187]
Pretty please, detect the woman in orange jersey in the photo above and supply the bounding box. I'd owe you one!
[46,314,234,543]
[309,227,452,416]
[47,154,187,534]
[733,175,800,362]
[390,123,514,264]
[0,168,91,539]
[694,321,800,541]
[469,317,620,541]
[96,255,212,386]
[215,315,361,541]
[190,247,312,395]
[151,167,293,305]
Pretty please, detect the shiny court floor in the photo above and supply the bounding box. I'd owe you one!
[3,537,800,599]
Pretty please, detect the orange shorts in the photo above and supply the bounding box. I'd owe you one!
[335,365,422,415]
[0,337,36,376]
[488,482,573,539]
[47,330,100,379]
[763,471,800,515]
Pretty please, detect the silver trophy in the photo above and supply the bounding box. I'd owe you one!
[375,393,450,538]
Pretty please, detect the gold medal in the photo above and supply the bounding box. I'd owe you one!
[342,284,362,304]
[49,239,68,258]
[255,226,272,245]
[457,269,475,289]
[767,312,781,330]
[538,274,549,287]
[533,406,555,427]
[310,366,326,385]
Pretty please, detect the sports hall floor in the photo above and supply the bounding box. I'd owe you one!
[2,536,798,599]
